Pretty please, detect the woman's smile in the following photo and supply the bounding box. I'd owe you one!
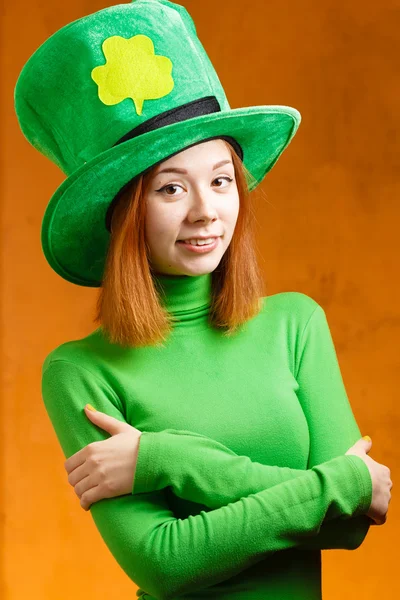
[176,237,221,253]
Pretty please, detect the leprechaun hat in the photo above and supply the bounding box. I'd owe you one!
[14,0,301,286]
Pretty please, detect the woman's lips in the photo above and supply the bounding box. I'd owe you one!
[176,237,220,253]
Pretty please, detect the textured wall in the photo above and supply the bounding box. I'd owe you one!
[2,0,398,597]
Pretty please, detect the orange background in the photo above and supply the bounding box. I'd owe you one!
[2,0,399,598]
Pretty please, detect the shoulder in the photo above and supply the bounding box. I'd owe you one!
[261,291,323,325]
[42,328,103,375]
[256,292,328,350]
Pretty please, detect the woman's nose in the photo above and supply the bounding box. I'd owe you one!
[189,191,218,221]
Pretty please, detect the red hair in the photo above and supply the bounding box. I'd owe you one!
[93,140,266,348]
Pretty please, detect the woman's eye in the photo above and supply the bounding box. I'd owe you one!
[213,176,233,188]
[157,184,184,196]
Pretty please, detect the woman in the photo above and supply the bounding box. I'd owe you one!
[15,1,391,598]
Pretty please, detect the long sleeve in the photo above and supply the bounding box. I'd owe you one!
[133,428,372,550]
[293,303,373,548]
[42,356,371,600]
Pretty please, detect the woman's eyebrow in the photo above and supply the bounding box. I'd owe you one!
[155,159,233,176]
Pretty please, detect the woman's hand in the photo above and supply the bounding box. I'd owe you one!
[63,404,142,511]
[345,437,392,525]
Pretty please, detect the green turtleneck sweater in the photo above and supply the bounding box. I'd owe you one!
[41,272,372,600]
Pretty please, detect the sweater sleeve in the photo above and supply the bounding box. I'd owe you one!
[293,302,373,548]
[42,356,371,600]
[133,428,372,551]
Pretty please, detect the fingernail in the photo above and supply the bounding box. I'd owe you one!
[363,435,372,442]
[86,404,97,412]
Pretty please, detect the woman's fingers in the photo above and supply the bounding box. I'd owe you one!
[67,460,90,487]
[80,484,101,511]
[73,469,119,509]
[79,479,120,511]
[73,473,96,499]
[67,449,107,502]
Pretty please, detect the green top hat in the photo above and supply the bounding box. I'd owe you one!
[14,0,301,287]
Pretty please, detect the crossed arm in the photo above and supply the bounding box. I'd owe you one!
[133,425,373,551]
[41,304,372,599]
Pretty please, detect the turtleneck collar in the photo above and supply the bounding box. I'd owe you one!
[152,271,212,331]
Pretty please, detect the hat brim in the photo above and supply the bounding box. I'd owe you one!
[41,105,301,287]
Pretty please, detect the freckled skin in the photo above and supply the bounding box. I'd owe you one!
[144,139,240,277]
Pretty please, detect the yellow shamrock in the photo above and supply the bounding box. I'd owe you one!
[91,34,174,116]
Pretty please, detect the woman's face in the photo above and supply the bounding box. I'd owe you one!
[144,139,240,276]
